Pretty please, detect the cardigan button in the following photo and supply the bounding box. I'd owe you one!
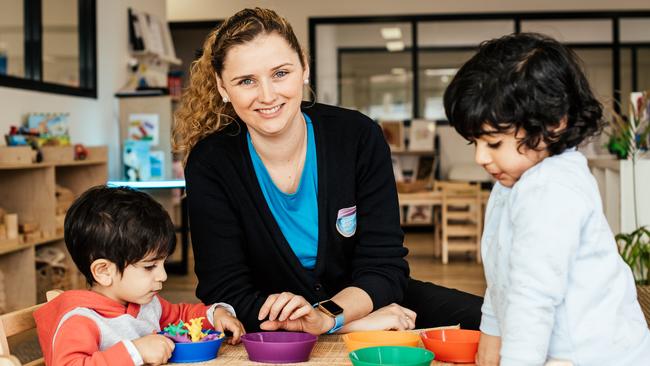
[314,283,322,291]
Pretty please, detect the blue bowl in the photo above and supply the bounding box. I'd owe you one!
[164,330,224,363]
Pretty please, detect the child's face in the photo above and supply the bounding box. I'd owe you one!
[109,255,168,305]
[473,127,549,188]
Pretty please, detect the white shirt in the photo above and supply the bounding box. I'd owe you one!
[480,149,650,366]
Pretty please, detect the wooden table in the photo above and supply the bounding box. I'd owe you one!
[167,328,473,366]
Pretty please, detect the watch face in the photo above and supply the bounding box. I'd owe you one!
[319,300,343,316]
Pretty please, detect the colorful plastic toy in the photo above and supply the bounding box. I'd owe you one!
[160,318,225,363]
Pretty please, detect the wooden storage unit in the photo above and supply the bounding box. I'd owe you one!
[0,147,108,313]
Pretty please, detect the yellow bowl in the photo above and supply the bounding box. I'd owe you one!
[342,331,420,352]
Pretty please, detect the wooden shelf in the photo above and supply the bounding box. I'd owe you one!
[0,159,107,170]
[0,235,65,256]
[0,146,108,312]
[0,162,52,170]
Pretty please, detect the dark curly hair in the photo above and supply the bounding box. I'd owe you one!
[64,186,176,285]
[444,32,604,155]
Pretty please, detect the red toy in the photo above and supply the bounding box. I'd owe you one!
[74,144,88,160]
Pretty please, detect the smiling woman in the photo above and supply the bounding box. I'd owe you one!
[172,7,483,336]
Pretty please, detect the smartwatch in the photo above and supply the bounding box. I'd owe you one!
[315,299,345,334]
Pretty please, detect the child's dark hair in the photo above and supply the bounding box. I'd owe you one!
[64,185,176,285]
[444,32,603,155]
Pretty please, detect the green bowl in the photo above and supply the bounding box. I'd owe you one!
[349,346,435,366]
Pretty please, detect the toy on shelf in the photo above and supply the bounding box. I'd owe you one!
[0,210,19,245]
[19,221,41,243]
[74,144,88,160]
[160,317,225,363]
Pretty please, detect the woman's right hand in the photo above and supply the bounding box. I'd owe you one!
[258,292,334,335]
[341,303,416,333]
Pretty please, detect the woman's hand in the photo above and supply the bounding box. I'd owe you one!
[258,292,333,335]
[341,303,416,333]
[475,332,501,366]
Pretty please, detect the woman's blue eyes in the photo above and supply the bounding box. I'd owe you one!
[237,71,289,86]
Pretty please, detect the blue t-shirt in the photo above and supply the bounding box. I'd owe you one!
[247,114,318,269]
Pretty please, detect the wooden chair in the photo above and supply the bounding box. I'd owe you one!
[434,180,482,264]
[0,290,62,366]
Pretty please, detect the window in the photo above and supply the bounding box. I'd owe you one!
[0,0,25,78]
[0,0,96,97]
[315,22,414,120]
[310,11,650,120]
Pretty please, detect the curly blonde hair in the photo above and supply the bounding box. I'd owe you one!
[172,8,306,164]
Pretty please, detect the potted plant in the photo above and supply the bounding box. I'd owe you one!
[616,227,650,325]
[610,91,650,326]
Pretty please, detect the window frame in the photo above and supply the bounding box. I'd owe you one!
[309,10,650,119]
[0,0,97,98]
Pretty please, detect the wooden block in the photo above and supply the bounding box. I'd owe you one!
[24,231,42,242]
[41,146,75,163]
[55,214,65,230]
[0,146,33,164]
[56,200,74,214]
[19,222,39,234]
[0,224,5,239]
[42,228,57,239]
[4,213,18,240]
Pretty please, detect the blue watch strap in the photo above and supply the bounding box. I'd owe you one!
[327,313,345,334]
[313,301,345,334]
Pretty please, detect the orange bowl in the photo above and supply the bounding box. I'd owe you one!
[342,331,420,352]
[420,329,480,363]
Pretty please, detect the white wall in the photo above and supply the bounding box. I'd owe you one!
[0,0,167,179]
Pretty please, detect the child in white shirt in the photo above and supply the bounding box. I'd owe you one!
[444,32,650,366]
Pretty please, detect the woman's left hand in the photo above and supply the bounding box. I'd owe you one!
[258,292,333,335]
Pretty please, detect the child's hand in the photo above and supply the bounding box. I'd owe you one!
[213,307,246,344]
[132,334,175,366]
[476,332,501,366]
[341,303,416,332]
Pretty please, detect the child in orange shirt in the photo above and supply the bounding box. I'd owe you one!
[35,186,245,366]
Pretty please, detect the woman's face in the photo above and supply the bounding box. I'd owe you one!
[216,33,308,137]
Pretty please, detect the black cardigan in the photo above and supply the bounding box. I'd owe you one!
[185,103,409,331]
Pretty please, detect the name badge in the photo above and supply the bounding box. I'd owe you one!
[336,206,357,238]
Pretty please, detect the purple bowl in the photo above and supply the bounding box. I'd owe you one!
[241,332,317,363]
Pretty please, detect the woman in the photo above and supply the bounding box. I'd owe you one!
[173,7,482,335]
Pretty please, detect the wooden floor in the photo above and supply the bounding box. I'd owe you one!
[160,232,487,302]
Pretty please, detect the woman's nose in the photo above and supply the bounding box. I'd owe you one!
[258,79,277,104]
